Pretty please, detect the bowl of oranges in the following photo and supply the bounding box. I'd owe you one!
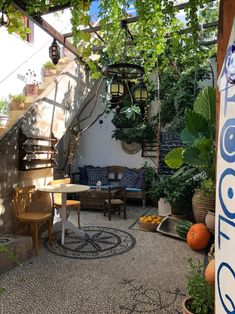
[139,215,162,231]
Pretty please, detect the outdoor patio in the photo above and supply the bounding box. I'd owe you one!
[0,206,205,314]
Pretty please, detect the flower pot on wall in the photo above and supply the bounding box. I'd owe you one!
[44,69,57,76]
[192,190,215,223]
[10,101,25,111]
[25,84,39,96]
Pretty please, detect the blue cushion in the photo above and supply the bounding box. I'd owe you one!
[135,168,144,188]
[125,187,142,192]
[119,168,139,188]
[87,167,109,185]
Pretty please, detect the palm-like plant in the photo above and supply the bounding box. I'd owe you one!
[164,86,216,194]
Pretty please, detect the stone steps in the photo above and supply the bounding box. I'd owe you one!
[0,57,74,137]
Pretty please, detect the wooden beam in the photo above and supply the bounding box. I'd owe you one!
[12,1,83,63]
[63,0,217,38]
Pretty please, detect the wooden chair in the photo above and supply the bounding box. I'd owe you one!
[12,185,52,256]
[104,187,126,221]
[48,178,81,227]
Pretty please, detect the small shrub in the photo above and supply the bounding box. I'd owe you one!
[10,94,26,103]
[43,61,56,70]
[0,98,8,115]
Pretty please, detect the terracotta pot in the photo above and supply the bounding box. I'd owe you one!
[25,84,38,96]
[192,189,215,223]
[205,211,215,234]
[44,69,57,76]
[182,297,194,314]
[10,101,25,110]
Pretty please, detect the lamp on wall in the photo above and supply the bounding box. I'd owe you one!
[0,3,10,27]
[133,80,148,103]
[49,38,60,65]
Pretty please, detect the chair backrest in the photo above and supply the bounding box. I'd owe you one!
[48,178,71,204]
[13,185,36,217]
[107,187,126,205]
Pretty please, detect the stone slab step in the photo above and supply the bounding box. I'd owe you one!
[0,235,33,274]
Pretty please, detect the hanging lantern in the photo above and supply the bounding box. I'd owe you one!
[108,77,124,98]
[49,39,60,65]
[0,6,10,27]
[133,81,148,103]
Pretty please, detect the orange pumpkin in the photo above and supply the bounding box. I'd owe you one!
[186,223,210,250]
[205,259,215,286]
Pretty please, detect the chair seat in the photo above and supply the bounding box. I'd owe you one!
[54,200,81,207]
[105,199,124,205]
[18,211,52,222]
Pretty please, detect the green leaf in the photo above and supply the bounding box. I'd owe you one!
[164,147,184,169]
[185,110,209,136]
[184,147,207,167]
[194,86,216,125]
[181,128,195,146]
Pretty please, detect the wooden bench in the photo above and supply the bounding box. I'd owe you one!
[71,165,145,210]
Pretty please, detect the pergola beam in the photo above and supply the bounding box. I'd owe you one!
[12,1,82,62]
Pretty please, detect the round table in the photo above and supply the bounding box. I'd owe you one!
[38,184,90,245]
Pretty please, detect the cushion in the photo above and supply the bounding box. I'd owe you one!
[87,167,109,186]
[119,168,139,188]
[135,168,144,188]
[78,167,88,184]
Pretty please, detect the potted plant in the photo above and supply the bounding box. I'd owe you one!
[182,258,214,314]
[0,98,9,128]
[148,167,201,218]
[165,86,216,223]
[24,69,40,96]
[43,61,57,76]
[9,94,26,110]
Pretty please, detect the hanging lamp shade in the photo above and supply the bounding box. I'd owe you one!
[108,77,124,98]
[49,39,60,65]
[133,81,148,103]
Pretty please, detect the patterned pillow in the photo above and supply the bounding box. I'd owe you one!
[135,168,144,189]
[87,167,109,186]
[119,168,139,188]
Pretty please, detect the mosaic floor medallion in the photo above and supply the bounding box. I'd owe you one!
[46,226,136,259]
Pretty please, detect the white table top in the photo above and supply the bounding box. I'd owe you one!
[38,184,90,193]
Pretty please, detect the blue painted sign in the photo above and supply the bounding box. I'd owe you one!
[217,19,235,314]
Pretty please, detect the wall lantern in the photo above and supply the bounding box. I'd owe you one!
[49,38,60,65]
[108,76,124,98]
[133,81,148,103]
[0,4,10,27]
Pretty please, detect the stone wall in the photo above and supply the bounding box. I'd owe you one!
[0,60,94,233]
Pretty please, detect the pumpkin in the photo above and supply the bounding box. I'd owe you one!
[205,259,215,286]
[186,223,210,250]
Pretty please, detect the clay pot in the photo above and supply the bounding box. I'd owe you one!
[44,69,57,76]
[10,101,25,111]
[205,211,215,234]
[182,297,193,314]
[192,190,215,223]
[25,84,38,96]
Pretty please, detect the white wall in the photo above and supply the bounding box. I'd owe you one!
[0,10,71,99]
[73,84,158,170]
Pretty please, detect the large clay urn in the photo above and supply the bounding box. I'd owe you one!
[192,189,215,223]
